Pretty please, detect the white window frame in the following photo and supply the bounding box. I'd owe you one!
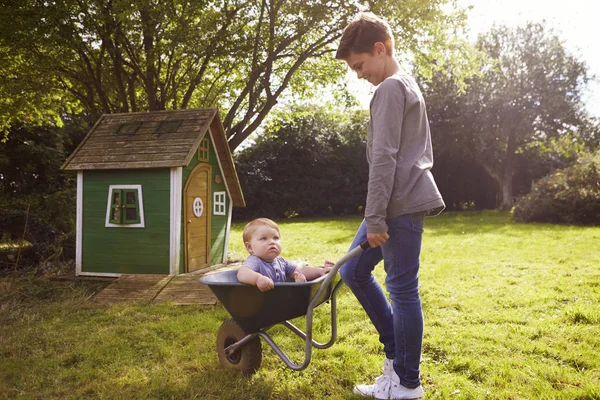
[213,191,226,215]
[105,184,145,228]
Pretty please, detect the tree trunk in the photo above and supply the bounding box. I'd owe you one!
[481,160,515,210]
[140,8,158,111]
[499,172,514,210]
[499,131,518,210]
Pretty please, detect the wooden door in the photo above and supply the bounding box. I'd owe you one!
[184,164,211,272]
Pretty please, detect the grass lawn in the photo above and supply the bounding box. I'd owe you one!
[1,211,599,399]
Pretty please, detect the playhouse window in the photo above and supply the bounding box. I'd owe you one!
[213,192,226,215]
[155,120,182,135]
[198,137,209,161]
[114,121,142,136]
[106,185,145,228]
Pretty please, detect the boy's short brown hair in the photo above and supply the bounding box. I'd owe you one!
[335,12,395,60]
[242,218,281,244]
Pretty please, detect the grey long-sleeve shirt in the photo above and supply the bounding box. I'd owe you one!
[365,73,445,234]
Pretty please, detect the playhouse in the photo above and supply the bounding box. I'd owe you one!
[61,108,245,277]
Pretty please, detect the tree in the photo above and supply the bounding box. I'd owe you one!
[0,124,70,196]
[234,104,369,219]
[420,64,500,210]
[466,23,591,209]
[422,23,597,210]
[0,122,85,262]
[1,0,471,149]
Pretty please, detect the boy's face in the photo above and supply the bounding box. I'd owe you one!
[344,46,386,86]
[245,225,282,262]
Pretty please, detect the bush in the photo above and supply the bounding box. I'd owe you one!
[513,152,600,225]
[0,190,76,271]
[233,106,369,220]
[0,121,83,271]
[0,207,55,267]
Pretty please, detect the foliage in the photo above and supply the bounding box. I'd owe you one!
[0,0,472,149]
[376,0,481,94]
[1,212,600,399]
[424,63,596,210]
[431,156,499,211]
[471,23,592,209]
[0,46,74,139]
[0,121,82,236]
[234,104,369,220]
[424,23,595,210]
[421,64,499,210]
[0,207,57,269]
[513,151,600,225]
[0,123,80,196]
[0,122,83,269]
[0,190,76,270]
[511,134,590,197]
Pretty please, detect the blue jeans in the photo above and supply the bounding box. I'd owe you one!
[340,213,424,389]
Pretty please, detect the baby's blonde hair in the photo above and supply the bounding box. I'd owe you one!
[242,218,281,244]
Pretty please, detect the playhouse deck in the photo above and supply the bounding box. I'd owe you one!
[93,273,218,305]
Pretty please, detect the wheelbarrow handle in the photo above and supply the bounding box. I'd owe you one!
[312,239,370,301]
[330,240,370,276]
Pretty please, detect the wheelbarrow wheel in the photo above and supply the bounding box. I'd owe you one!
[216,318,262,375]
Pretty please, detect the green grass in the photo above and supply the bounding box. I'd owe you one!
[1,211,599,399]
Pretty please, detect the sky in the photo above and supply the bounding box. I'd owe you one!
[346,0,600,117]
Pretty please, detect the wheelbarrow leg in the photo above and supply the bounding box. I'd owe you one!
[252,244,369,371]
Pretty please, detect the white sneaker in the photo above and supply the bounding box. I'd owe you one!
[382,357,394,377]
[353,358,424,400]
[389,370,424,400]
[353,373,392,399]
[353,358,395,399]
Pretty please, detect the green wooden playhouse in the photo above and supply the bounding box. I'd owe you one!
[61,108,245,277]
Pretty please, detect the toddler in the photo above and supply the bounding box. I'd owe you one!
[237,218,334,291]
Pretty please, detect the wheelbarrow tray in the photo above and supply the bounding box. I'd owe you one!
[199,270,336,333]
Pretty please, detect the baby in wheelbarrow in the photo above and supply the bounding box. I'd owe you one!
[237,218,334,292]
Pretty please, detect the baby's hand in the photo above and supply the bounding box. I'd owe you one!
[322,260,335,274]
[294,272,307,283]
[256,275,274,291]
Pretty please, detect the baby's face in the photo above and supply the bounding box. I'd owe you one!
[245,225,282,262]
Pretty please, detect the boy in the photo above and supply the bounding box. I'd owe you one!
[237,218,334,292]
[335,12,445,400]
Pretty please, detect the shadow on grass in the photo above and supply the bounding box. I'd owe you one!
[147,367,283,399]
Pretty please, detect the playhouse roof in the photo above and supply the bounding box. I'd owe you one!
[61,108,245,207]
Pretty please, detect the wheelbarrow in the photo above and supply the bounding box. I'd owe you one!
[198,241,369,375]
